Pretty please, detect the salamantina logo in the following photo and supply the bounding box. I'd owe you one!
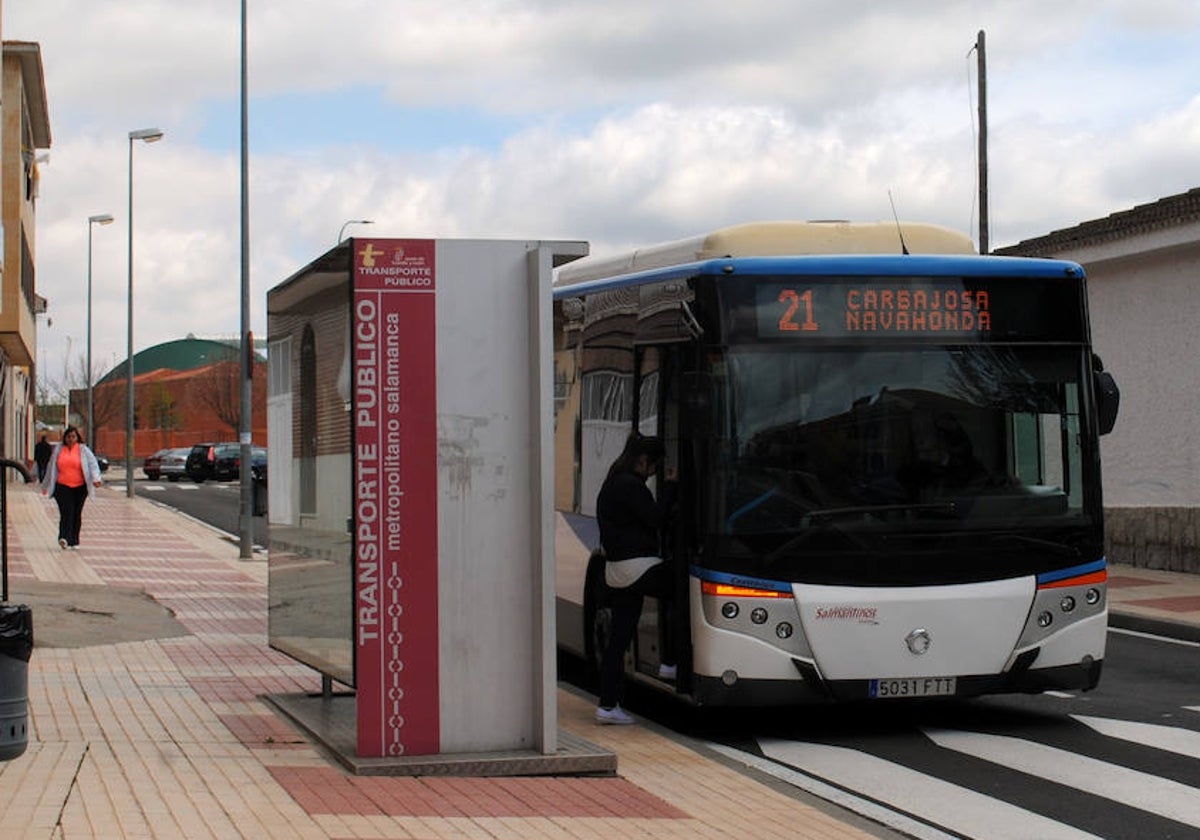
[359,243,384,267]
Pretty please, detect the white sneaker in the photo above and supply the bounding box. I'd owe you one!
[594,705,635,725]
[657,663,677,680]
[58,538,67,550]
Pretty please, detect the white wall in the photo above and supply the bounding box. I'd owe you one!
[1053,226,1200,507]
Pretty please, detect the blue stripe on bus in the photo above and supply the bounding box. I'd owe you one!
[1036,558,1107,586]
[689,566,793,594]
[554,254,1085,299]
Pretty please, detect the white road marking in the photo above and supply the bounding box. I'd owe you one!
[708,742,959,840]
[1109,626,1200,648]
[924,727,1200,828]
[757,738,1100,840]
[1072,715,1200,760]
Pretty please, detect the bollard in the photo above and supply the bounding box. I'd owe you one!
[0,603,32,760]
[0,458,34,760]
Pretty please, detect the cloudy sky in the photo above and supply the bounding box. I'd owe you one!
[9,0,1200,390]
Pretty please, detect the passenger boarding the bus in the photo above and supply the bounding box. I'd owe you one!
[594,432,677,725]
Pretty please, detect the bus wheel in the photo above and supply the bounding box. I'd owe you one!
[582,551,611,686]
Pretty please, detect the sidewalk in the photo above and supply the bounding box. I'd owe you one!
[2,487,1198,839]
[0,485,883,839]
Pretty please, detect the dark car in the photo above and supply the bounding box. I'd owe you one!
[213,444,266,481]
[186,442,229,483]
[211,444,241,481]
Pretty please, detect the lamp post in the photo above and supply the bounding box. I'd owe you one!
[337,219,373,244]
[126,127,164,499]
[86,213,114,443]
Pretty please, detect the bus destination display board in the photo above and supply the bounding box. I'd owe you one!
[746,277,1082,342]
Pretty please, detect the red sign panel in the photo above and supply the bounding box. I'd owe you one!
[352,238,439,756]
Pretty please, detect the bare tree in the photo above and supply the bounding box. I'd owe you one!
[195,357,242,435]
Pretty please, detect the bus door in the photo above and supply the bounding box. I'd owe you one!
[632,344,691,685]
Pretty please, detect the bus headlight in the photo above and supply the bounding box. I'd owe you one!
[1060,595,1076,613]
[775,622,793,639]
[1037,611,1053,628]
[721,602,739,620]
[1085,588,1101,606]
[751,608,768,624]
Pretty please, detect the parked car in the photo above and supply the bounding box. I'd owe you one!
[159,447,190,482]
[186,442,226,483]
[213,444,267,481]
[211,443,241,481]
[142,449,168,480]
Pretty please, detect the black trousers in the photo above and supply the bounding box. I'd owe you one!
[598,562,673,709]
[53,483,89,546]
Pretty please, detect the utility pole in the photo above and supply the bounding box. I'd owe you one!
[977,29,989,255]
[238,0,254,558]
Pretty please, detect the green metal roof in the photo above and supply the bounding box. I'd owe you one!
[97,338,266,385]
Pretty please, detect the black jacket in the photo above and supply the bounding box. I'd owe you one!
[596,470,675,562]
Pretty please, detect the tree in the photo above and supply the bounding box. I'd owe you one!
[63,348,123,442]
[195,351,243,435]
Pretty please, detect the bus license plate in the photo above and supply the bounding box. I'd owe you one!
[869,677,956,699]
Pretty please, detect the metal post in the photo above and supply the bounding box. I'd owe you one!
[87,222,94,441]
[125,129,163,499]
[126,136,135,498]
[977,29,989,255]
[238,0,254,558]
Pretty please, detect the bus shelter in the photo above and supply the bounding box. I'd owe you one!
[264,236,610,773]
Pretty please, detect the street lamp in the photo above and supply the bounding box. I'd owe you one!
[86,213,114,443]
[126,127,164,499]
[337,219,373,244]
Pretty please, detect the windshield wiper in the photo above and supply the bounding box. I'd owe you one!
[760,502,957,564]
[803,502,958,524]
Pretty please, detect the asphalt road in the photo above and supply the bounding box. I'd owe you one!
[605,626,1200,840]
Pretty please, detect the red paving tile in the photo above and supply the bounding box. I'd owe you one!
[268,766,689,819]
[1126,594,1200,613]
[1108,575,1162,588]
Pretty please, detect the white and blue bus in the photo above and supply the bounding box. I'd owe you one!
[552,221,1119,705]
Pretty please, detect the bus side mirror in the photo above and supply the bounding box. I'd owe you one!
[1094,370,1119,435]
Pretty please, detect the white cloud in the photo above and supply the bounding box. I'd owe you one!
[11,0,1200,387]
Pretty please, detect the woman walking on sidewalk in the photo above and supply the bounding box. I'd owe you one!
[40,426,103,549]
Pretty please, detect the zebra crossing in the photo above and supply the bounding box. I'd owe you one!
[708,706,1200,839]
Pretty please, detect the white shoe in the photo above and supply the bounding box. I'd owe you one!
[58,538,67,550]
[69,545,80,551]
[594,705,635,725]
[657,663,677,680]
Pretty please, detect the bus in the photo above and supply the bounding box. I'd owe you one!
[552,221,1119,705]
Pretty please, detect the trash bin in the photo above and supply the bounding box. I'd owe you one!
[0,603,32,761]
[252,470,268,517]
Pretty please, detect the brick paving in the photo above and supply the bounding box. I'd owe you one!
[0,485,880,839]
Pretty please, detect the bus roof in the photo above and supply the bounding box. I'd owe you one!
[555,221,976,288]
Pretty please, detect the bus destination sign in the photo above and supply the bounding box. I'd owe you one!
[757,280,993,339]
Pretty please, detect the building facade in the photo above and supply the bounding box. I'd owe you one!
[74,337,268,460]
[998,188,1200,572]
[0,41,50,471]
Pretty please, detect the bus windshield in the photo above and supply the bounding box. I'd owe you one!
[712,344,1096,582]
